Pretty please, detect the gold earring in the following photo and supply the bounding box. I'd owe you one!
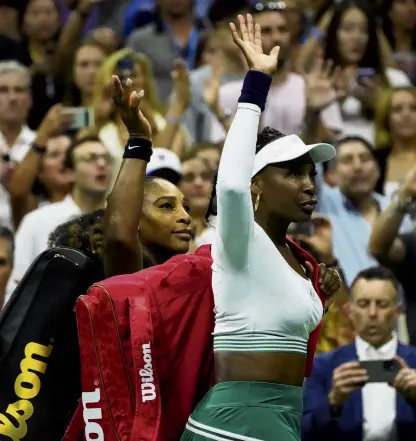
[254,193,261,212]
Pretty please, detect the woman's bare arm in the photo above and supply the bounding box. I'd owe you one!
[104,77,152,277]
[294,8,334,73]
[104,159,147,277]
[153,60,190,156]
[9,105,72,229]
[53,0,98,79]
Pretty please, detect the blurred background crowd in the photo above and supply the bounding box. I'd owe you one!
[0,0,415,439]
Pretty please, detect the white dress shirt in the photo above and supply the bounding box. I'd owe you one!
[0,125,36,228]
[3,195,82,306]
[356,335,398,441]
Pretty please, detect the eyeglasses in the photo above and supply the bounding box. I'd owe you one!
[252,1,287,12]
[77,153,113,165]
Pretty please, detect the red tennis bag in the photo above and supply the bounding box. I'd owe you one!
[63,241,324,441]
[63,245,215,441]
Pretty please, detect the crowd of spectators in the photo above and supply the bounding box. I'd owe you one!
[0,0,415,439]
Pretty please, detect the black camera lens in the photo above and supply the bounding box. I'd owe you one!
[384,360,395,371]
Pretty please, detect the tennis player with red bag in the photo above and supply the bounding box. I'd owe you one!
[63,241,325,441]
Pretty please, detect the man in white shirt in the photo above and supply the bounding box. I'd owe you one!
[0,61,36,228]
[3,136,113,305]
[303,266,416,441]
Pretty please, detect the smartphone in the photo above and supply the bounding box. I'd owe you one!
[356,68,376,86]
[62,107,95,130]
[359,359,401,383]
[115,58,135,84]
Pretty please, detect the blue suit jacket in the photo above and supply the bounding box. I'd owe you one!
[302,343,416,441]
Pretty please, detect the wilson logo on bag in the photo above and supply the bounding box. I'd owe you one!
[82,387,104,441]
[0,342,53,441]
[140,343,156,403]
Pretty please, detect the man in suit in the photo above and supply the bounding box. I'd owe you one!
[303,266,416,441]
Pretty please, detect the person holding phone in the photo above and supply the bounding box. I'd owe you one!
[303,266,416,441]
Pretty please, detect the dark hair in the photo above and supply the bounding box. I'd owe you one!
[48,209,106,282]
[208,0,251,27]
[0,225,14,259]
[205,127,286,222]
[63,136,103,170]
[335,135,375,158]
[351,266,400,293]
[49,207,156,271]
[324,0,383,73]
[378,0,416,51]
[48,209,106,258]
[148,169,182,185]
[143,175,163,195]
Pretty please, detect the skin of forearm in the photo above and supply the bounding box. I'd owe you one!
[153,104,185,154]
[104,159,146,277]
[301,108,320,144]
[369,202,405,256]
[53,8,88,78]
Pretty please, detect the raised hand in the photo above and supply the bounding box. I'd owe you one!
[398,167,416,203]
[171,59,191,111]
[203,54,224,113]
[229,14,280,76]
[111,75,152,139]
[393,356,416,401]
[36,104,74,146]
[303,55,337,110]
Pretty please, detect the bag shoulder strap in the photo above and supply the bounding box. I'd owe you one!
[129,287,161,441]
[75,286,135,441]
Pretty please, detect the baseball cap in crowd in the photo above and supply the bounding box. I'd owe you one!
[252,134,336,177]
[146,148,182,185]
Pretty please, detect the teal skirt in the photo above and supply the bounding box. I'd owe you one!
[181,381,303,441]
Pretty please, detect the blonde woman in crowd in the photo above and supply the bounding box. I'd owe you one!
[374,87,416,201]
[88,49,190,183]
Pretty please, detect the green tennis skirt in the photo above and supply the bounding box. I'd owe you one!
[181,381,302,441]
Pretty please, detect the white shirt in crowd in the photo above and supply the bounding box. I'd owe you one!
[3,195,82,305]
[0,125,36,228]
[210,72,343,143]
[356,334,398,441]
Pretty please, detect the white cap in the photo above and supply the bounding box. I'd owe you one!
[146,148,182,177]
[252,134,336,177]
